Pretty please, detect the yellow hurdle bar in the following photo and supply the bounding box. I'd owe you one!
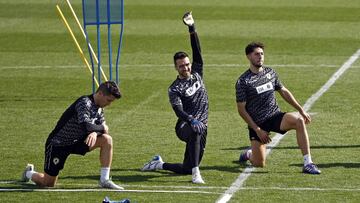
[65,0,108,82]
[56,4,99,87]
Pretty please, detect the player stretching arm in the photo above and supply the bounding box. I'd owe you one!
[141,12,209,184]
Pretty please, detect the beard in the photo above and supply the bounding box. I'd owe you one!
[253,64,262,68]
[180,70,191,78]
[252,61,263,68]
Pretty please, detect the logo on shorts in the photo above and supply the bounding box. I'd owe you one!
[53,157,60,165]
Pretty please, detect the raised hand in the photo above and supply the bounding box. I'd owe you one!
[183,11,194,26]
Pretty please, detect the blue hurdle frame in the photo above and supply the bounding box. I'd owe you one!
[82,0,124,92]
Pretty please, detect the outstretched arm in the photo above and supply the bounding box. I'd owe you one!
[183,12,203,76]
[190,32,203,72]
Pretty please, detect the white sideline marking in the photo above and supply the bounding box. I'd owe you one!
[1,187,358,193]
[0,188,222,194]
[1,64,359,70]
[53,182,226,190]
[121,184,227,189]
[216,49,360,203]
[0,180,227,190]
[303,49,360,111]
[0,181,18,184]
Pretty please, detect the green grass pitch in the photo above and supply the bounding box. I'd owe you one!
[0,0,359,202]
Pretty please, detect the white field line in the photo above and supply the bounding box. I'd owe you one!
[0,187,359,193]
[1,64,359,70]
[216,49,360,203]
[113,91,161,123]
[0,181,18,184]
[0,188,222,194]
[0,180,227,190]
[120,184,227,189]
[54,183,227,190]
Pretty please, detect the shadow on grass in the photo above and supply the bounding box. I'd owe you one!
[116,173,189,183]
[0,181,40,190]
[200,160,269,174]
[61,175,98,181]
[289,162,360,168]
[60,168,188,183]
[222,146,251,151]
[222,144,360,151]
[201,165,241,173]
[0,163,268,189]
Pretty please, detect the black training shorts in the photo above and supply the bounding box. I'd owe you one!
[248,112,287,142]
[44,141,90,176]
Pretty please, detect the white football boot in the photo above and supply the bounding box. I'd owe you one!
[141,155,164,171]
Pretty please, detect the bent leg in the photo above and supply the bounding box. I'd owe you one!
[198,133,207,164]
[162,122,196,174]
[280,112,310,156]
[90,134,113,168]
[187,133,201,168]
[89,134,124,188]
[162,142,192,174]
[250,140,266,167]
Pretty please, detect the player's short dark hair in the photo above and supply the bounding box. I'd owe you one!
[97,81,122,99]
[173,51,189,66]
[245,42,265,55]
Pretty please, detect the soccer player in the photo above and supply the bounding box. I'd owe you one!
[235,42,321,174]
[141,12,208,184]
[21,81,124,189]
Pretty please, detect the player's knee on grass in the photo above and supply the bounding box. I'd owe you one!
[40,173,57,187]
[45,181,56,187]
[249,151,266,167]
[251,160,266,168]
[181,167,192,175]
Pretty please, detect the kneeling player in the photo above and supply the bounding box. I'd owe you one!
[141,12,208,184]
[21,81,124,189]
[235,42,321,175]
